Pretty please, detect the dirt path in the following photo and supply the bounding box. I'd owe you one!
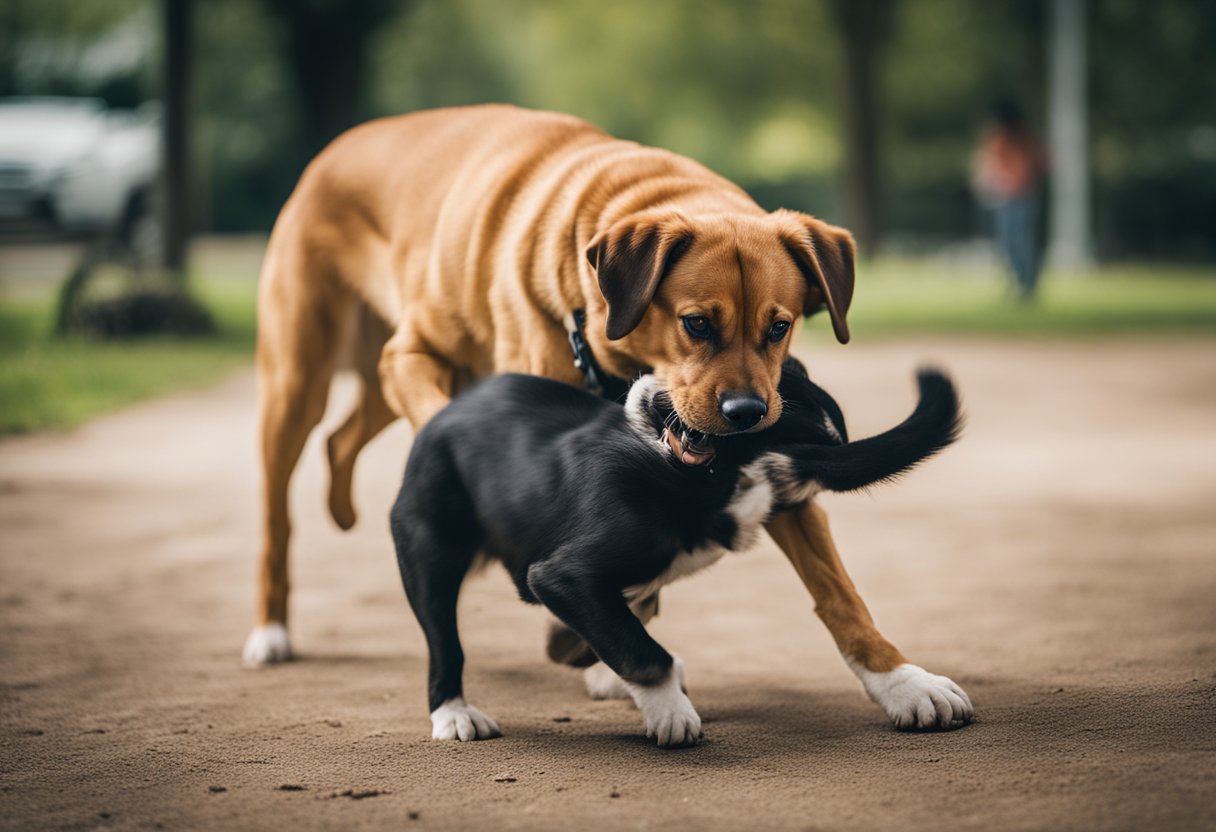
[2,337,1214,831]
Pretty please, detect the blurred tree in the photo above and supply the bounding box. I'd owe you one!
[3,0,1212,258]
[0,0,152,100]
[828,0,895,255]
[163,0,191,272]
[191,0,293,231]
[0,3,21,93]
[261,0,415,160]
[54,0,213,339]
[1088,0,1216,259]
[372,0,845,219]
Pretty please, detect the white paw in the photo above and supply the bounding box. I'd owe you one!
[430,698,502,741]
[584,662,632,700]
[242,623,292,668]
[626,657,701,748]
[851,662,974,730]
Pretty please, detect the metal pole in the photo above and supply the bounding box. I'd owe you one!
[1047,0,1092,269]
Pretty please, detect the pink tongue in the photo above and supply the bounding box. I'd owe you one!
[663,428,714,466]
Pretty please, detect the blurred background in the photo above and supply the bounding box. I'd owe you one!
[0,0,1214,433]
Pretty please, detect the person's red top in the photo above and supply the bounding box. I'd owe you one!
[972,128,1045,201]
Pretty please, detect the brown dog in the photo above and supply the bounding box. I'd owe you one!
[243,105,973,732]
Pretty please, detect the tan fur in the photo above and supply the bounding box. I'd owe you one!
[254,104,898,673]
[765,503,907,673]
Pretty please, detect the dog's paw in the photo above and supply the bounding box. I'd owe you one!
[242,623,292,668]
[585,662,632,700]
[430,698,502,741]
[853,662,974,730]
[672,653,687,691]
[627,659,701,748]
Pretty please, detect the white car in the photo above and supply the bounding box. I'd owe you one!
[0,97,160,245]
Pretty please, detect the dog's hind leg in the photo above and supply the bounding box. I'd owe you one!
[391,499,500,742]
[243,246,348,668]
[546,620,599,668]
[326,304,396,530]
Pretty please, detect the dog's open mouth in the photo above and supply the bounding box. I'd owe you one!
[663,426,716,466]
[647,390,717,467]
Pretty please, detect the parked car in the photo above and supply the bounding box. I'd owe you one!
[0,96,161,253]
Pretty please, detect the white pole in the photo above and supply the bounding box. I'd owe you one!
[1047,0,1093,269]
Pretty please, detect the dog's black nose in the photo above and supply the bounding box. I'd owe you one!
[719,393,768,430]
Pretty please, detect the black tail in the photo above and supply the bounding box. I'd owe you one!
[793,369,962,493]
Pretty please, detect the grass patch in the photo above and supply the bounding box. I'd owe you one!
[0,274,257,435]
[1,255,1213,435]
[803,260,1216,342]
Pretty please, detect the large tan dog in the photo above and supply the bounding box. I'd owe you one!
[244,105,973,731]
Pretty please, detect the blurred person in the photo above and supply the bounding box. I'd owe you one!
[971,96,1047,300]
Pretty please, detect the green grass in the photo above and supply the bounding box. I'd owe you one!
[1,257,1214,435]
[0,274,257,434]
[802,260,1216,342]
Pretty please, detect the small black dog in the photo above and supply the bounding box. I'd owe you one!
[390,359,961,746]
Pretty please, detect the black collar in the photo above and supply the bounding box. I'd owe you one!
[568,308,632,402]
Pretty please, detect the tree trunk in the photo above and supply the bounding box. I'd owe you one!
[163,0,192,275]
[262,0,410,161]
[829,0,894,256]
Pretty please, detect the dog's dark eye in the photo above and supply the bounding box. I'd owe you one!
[683,315,712,340]
[768,320,791,343]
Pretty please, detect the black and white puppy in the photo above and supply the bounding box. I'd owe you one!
[389,359,961,747]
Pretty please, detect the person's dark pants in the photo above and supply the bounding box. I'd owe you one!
[993,194,1039,299]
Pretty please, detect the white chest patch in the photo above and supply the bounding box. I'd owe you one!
[725,460,777,552]
[623,456,788,601]
[624,543,727,601]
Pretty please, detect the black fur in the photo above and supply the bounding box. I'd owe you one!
[390,359,961,717]
[766,368,962,496]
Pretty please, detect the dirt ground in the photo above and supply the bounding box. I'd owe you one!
[2,337,1214,831]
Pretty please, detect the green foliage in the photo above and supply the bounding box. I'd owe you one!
[0,0,153,101]
[372,0,843,185]
[2,0,1214,251]
[193,2,297,230]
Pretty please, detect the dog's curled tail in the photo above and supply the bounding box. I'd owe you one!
[802,368,963,493]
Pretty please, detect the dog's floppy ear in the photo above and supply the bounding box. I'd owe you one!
[774,210,856,344]
[586,212,695,340]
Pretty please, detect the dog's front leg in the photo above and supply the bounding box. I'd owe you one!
[582,593,664,701]
[527,561,701,748]
[766,501,974,730]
